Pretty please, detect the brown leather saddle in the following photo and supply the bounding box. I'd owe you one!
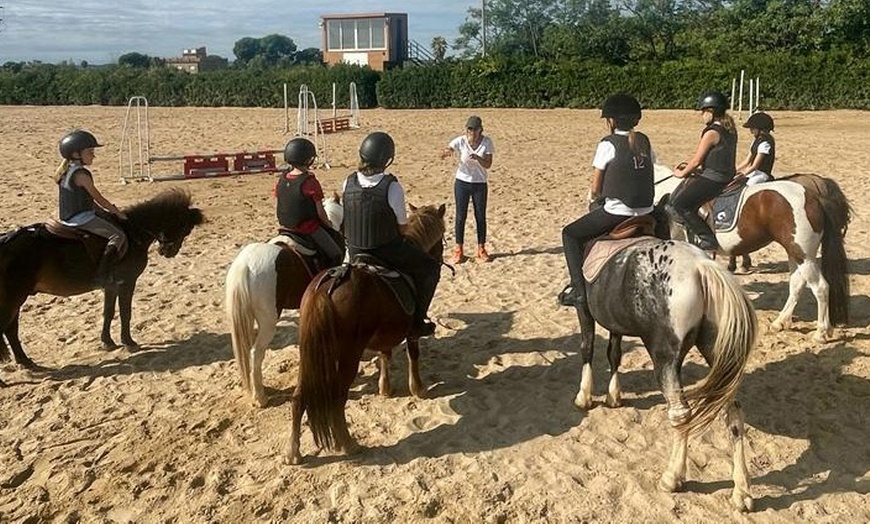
[582,215,658,283]
[44,219,106,261]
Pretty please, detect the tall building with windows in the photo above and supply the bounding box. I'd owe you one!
[320,13,408,71]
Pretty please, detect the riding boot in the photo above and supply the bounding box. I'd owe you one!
[560,236,588,307]
[408,269,438,338]
[677,208,719,251]
[95,245,123,287]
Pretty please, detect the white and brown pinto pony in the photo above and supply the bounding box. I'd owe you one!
[655,166,850,342]
[224,195,343,407]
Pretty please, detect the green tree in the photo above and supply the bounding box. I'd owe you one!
[431,36,449,61]
[454,7,484,58]
[118,52,153,68]
[295,47,323,65]
[233,37,262,65]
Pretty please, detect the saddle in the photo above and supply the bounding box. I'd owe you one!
[42,220,106,261]
[317,254,416,316]
[272,227,346,275]
[582,215,658,283]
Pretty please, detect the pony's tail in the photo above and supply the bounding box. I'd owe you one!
[297,285,343,451]
[681,260,757,435]
[817,178,851,325]
[226,257,256,393]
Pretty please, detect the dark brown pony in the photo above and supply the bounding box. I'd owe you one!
[655,167,851,342]
[285,203,446,464]
[0,189,204,383]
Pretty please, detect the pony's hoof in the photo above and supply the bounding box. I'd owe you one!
[283,451,303,466]
[770,320,785,332]
[573,393,593,410]
[605,393,622,408]
[813,330,834,344]
[659,471,684,492]
[122,341,141,352]
[731,491,754,512]
[253,395,269,409]
[101,340,120,351]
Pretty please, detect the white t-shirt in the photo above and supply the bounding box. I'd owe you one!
[342,172,408,224]
[591,130,657,217]
[448,135,495,184]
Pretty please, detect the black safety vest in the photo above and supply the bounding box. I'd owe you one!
[276,172,318,229]
[699,122,737,183]
[599,132,654,208]
[343,173,401,250]
[749,133,776,176]
[58,163,95,221]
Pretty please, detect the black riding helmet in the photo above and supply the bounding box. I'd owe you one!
[601,93,642,120]
[743,111,774,131]
[359,131,395,170]
[283,137,317,167]
[696,90,729,117]
[59,129,103,160]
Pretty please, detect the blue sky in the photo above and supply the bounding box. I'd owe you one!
[0,1,474,64]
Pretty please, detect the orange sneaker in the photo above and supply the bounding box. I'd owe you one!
[451,244,465,264]
[476,245,492,263]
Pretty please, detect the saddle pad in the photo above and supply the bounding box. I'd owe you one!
[583,236,654,283]
[269,235,316,256]
[712,187,749,232]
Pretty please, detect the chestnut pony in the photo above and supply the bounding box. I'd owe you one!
[285,203,446,464]
[655,166,850,341]
[224,195,344,407]
[0,189,204,384]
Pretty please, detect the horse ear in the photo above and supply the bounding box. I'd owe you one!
[437,203,446,218]
[408,203,418,212]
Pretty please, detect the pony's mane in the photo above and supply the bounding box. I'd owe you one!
[403,205,445,251]
[123,188,201,235]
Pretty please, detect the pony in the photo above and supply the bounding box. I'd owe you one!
[0,188,205,380]
[654,166,850,341]
[225,194,344,407]
[570,236,757,511]
[285,203,446,465]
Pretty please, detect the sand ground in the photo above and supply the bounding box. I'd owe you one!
[1,106,869,523]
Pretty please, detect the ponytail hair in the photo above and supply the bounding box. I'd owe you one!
[54,159,70,184]
[719,113,737,135]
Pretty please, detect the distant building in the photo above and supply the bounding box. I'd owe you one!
[166,47,227,73]
[320,13,408,71]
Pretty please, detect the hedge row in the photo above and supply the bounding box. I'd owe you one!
[2,52,869,110]
[0,64,381,108]
[377,51,870,110]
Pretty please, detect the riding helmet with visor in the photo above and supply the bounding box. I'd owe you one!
[283,137,317,167]
[695,90,729,117]
[743,111,774,131]
[59,129,103,160]
[359,131,395,169]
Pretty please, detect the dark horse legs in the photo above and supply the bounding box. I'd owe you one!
[101,282,139,350]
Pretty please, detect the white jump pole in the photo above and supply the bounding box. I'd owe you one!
[738,69,745,117]
[749,78,754,114]
[332,82,337,120]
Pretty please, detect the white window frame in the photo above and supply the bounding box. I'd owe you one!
[326,18,387,51]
